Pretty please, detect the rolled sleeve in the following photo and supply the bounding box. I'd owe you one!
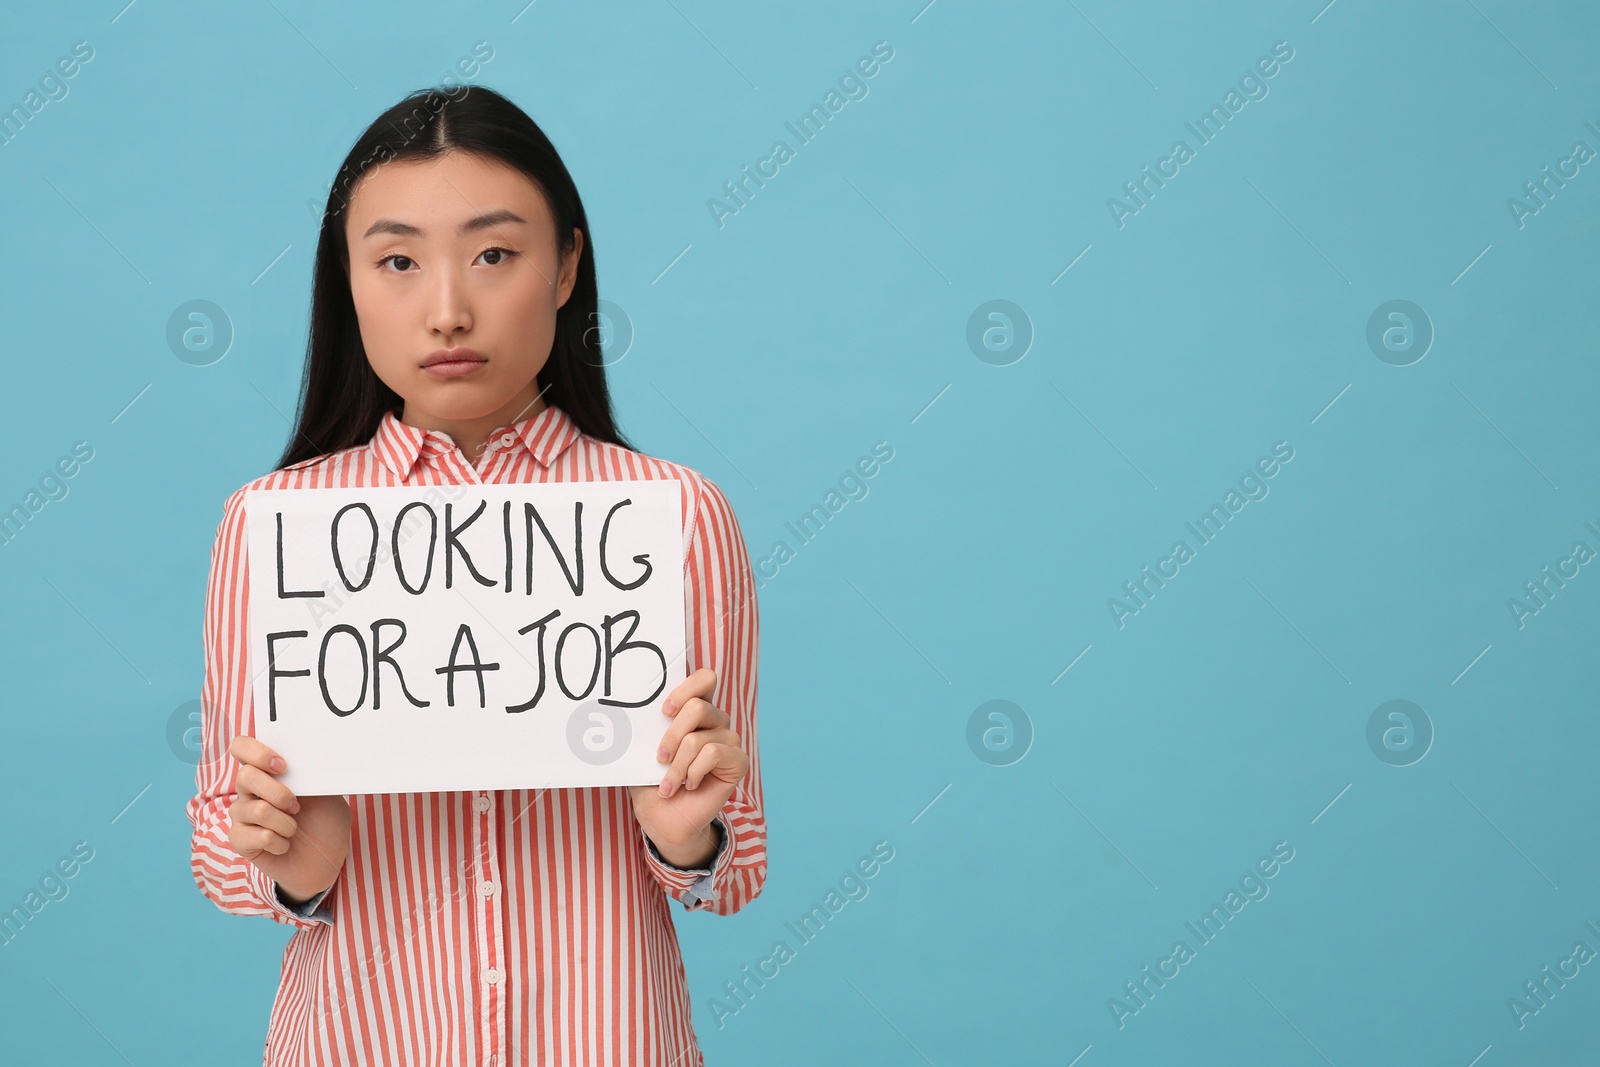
[638,473,766,915]
[185,486,335,933]
[273,877,335,924]
[641,815,731,911]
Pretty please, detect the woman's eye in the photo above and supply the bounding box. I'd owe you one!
[377,249,517,272]
[478,247,518,266]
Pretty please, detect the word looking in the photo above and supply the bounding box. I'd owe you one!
[1108,40,1295,229]
[1109,840,1295,1029]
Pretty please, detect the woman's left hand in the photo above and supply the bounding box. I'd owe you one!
[628,667,748,865]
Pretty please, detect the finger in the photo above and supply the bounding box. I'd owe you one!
[242,798,299,840]
[655,697,727,764]
[662,729,739,794]
[663,667,718,715]
[683,739,745,792]
[660,731,710,796]
[236,823,292,858]
[229,734,287,775]
[237,764,301,814]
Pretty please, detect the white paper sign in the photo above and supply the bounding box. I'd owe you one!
[244,480,685,796]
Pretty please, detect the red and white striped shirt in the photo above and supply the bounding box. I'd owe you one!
[186,403,765,1066]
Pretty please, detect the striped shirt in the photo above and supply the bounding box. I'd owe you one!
[186,403,765,1066]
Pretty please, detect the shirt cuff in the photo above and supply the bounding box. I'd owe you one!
[253,863,335,928]
[644,816,729,910]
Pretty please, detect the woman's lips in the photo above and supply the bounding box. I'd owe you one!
[421,358,487,378]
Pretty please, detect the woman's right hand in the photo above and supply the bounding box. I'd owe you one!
[227,735,351,904]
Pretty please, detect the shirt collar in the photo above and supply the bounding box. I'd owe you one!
[370,402,583,480]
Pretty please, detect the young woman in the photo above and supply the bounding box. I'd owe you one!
[184,85,765,1067]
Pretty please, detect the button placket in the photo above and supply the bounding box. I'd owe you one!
[472,790,506,1058]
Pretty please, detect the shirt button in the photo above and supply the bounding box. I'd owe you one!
[480,881,496,897]
[485,968,501,985]
[499,433,515,447]
[474,794,491,814]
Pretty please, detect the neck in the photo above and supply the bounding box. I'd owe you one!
[400,386,548,464]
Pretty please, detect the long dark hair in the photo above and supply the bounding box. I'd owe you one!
[275,84,634,471]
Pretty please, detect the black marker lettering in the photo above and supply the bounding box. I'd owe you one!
[330,502,379,592]
[501,500,513,592]
[600,610,668,708]
[370,618,428,709]
[599,498,652,591]
[265,629,309,722]
[524,502,584,596]
[554,621,601,700]
[392,501,437,594]
[276,512,324,599]
[505,609,560,713]
[317,624,369,717]
[433,623,500,707]
[444,500,496,589]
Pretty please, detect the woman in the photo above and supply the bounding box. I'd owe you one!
[185,84,765,1067]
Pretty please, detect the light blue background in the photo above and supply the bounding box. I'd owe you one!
[2,1,1598,1063]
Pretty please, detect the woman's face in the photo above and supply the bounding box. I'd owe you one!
[343,149,582,426]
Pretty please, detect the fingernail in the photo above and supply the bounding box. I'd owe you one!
[659,780,672,797]
[656,749,667,763]
[291,799,301,814]
[271,758,285,772]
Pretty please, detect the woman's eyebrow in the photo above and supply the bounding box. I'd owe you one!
[360,209,528,240]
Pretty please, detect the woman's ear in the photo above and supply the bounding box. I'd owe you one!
[556,227,583,310]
